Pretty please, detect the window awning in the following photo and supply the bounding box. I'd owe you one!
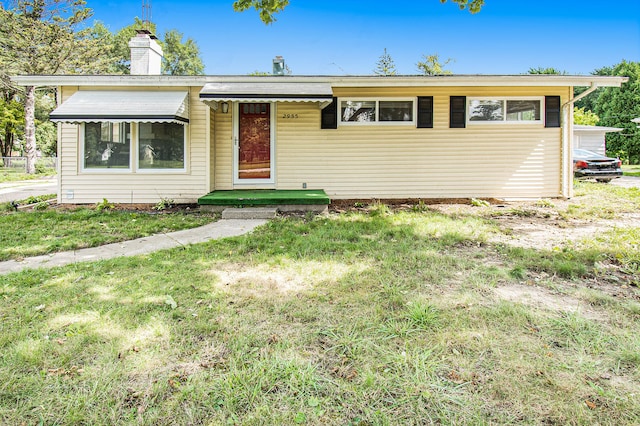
[49,91,189,124]
[199,82,334,109]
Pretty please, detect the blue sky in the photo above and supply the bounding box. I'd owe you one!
[88,0,640,76]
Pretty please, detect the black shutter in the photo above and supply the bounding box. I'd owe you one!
[450,96,466,128]
[417,96,434,128]
[545,96,561,128]
[321,97,338,129]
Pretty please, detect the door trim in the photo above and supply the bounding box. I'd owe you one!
[233,102,276,186]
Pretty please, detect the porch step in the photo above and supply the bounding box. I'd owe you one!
[221,207,278,220]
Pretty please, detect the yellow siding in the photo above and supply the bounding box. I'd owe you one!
[58,86,208,204]
[270,86,570,199]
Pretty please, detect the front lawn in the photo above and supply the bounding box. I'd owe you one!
[0,208,217,261]
[1,188,639,425]
[622,165,640,176]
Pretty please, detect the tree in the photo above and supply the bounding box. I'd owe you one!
[234,0,484,24]
[161,29,205,75]
[102,19,204,76]
[527,67,567,75]
[0,0,106,173]
[573,106,599,126]
[417,53,453,76]
[0,91,24,159]
[588,60,640,163]
[373,48,397,76]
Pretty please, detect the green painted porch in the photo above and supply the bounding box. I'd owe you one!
[197,189,330,211]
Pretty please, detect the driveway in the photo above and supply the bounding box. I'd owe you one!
[611,176,640,189]
[0,178,57,203]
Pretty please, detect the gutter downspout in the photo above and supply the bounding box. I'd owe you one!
[561,82,599,198]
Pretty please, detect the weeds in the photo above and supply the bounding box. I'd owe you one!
[1,188,639,424]
[94,198,114,211]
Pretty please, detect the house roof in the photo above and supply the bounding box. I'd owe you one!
[573,124,623,133]
[11,74,629,88]
[49,90,189,124]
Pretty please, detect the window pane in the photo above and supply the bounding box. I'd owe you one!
[379,101,413,121]
[341,100,376,122]
[506,100,541,121]
[84,122,130,169]
[139,123,185,169]
[469,100,504,121]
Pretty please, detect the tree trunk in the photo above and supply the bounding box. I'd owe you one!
[24,85,37,174]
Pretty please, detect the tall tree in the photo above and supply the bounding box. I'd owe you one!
[373,48,397,76]
[161,29,205,75]
[234,0,484,24]
[417,53,453,75]
[0,0,105,173]
[589,60,640,162]
[103,19,204,75]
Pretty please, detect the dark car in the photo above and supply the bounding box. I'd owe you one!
[573,149,623,182]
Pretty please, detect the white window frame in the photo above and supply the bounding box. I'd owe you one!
[79,122,188,174]
[467,96,544,125]
[338,97,416,126]
[80,122,132,173]
[137,122,188,174]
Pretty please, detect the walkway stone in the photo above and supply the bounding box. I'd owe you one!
[0,219,267,275]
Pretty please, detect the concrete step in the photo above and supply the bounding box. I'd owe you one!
[221,207,278,220]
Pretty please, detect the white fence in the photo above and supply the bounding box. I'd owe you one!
[1,157,58,172]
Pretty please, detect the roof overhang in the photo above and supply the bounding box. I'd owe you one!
[573,125,623,133]
[199,82,334,109]
[11,74,629,89]
[49,90,189,124]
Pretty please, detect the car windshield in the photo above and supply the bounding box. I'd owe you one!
[573,149,606,159]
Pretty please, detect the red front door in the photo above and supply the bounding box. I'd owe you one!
[238,103,271,180]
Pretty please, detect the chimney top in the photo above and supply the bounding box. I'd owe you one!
[128,31,163,75]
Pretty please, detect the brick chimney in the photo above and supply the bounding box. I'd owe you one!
[128,29,163,75]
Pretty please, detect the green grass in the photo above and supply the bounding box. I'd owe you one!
[1,201,639,424]
[0,169,55,183]
[0,208,217,261]
[622,165,640,177]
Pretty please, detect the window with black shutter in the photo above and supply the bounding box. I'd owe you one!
[321,97,338,129]
[417,96,434,128]
[450,96,466,128]
[545,96,561,128]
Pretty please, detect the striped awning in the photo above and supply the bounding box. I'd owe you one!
[199,82,333,108]
[50,91,189,124]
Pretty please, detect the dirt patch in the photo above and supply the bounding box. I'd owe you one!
[494,284,604,320]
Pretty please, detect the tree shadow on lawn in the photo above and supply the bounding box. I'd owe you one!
[1,210,639,425]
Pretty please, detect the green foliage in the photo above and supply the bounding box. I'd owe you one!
[153,198,175,211]
[161,29,205,75]
[573,106,600,126]
[237,0,484,24]
[233,0,290,24]
[440,0,485,13]
[527,67,567,75]
[471,198,490,207]
[96,18,205,76]
[0,93,24,157]
[373,48,397,76]
[417,53,454,76]
[577,61,640,163]
[94,198,114,212]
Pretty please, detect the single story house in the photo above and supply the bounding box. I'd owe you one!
[13,32,628,205]
[573,125,623,156]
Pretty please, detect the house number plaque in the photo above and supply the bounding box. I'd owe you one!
[281,113,299,119]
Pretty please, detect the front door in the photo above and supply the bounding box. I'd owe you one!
[235,102,273,183]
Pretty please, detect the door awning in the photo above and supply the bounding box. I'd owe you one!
[199,82,334,109]
[50,91,189,124]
